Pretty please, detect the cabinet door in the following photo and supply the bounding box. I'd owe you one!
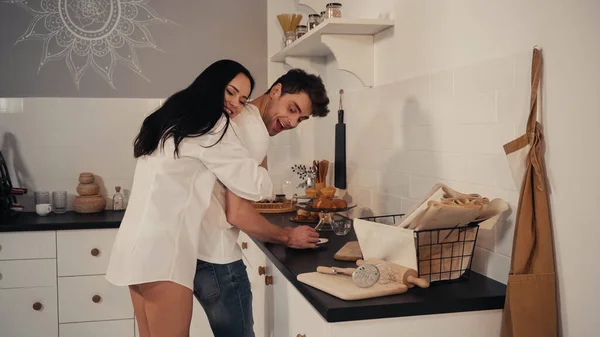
[268,261,328,337]
[60,320,134,337]
[245,255,267,337]
[0,286,58,337]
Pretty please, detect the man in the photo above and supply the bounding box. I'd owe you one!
[193,69,330,336]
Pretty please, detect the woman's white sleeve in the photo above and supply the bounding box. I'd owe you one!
[187,119,272,201]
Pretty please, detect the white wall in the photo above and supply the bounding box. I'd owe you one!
[0,98,160,209]
[267,0,600,336]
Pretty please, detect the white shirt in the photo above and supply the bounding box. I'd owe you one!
[106,115,272,290]
[197,104,270,264]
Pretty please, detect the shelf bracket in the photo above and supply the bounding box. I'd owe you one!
[320,34,375,87]
[296,0,326,13]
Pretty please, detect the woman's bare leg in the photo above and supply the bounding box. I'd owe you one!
[137,281,193,337]
[129,285,152,337]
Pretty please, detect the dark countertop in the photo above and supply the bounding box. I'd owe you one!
[0,210,506,323]
[0,211,124,232]
[259,213,506,323]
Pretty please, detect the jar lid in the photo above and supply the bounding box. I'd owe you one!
[309,14,320,18]
[326,2,342,7]
[297,25,307,28]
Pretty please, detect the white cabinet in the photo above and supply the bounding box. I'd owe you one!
[57,229,117,276]
[0,231,56,260]
[0,286,59,337]
[0,228,135,337]
[60,319,135,337]
[0,259,56,288]
[267,258,327,337]
[58,275,133,323]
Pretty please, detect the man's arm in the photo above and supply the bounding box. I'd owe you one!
[225,190,319,249]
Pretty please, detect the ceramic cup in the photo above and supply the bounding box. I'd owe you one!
[35,203,52,216]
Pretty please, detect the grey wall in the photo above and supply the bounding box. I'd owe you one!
[0,0,267,98]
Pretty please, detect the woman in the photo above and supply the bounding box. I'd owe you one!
[105,60,272,337]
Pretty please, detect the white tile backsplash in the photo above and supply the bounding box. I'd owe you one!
[0,97,153,210]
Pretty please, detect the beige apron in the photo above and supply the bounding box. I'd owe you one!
[501,47,558,337]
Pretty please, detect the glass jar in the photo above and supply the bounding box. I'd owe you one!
[319,11,326,23]
[296,25,307,39]
[284,31,296,47]
[325,3,342,19]
[308,14,320,30]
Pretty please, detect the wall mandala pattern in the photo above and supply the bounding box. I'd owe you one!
[3,0,172,89]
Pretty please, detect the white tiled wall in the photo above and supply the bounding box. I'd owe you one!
[315,53,532,284]
[0,98,161,210]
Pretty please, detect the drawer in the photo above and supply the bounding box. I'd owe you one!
[0,259,56,289]
[60,319,134,337]
[0,231,56,260]
[238,231,266,270]
[0,286,58,337]
[57,229,117,276]
[58,275,133,323]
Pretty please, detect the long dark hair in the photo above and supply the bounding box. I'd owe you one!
[133,59,255,158]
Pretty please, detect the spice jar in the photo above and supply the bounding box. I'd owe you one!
[319,11,326,23]
[296,25,307,38]
[325,3,342,19]
[284,31,296,47]
[308,14,320,30]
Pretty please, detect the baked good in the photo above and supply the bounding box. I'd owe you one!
[320,186,336,198]
[332,198,348,209]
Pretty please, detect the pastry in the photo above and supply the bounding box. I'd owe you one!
[320,186,336,198]
[332,198,348,209]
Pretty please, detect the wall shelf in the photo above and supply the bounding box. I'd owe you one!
[270,18,394,87]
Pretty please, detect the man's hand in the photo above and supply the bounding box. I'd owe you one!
[284,226,320,249]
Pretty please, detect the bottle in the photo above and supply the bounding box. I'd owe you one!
[112,186,124,211]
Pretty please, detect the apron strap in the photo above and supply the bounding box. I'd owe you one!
[526,47,543,137]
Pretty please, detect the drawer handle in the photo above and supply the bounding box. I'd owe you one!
[91,248,100,257]
[0,244,2,252]
[297,334,306,337]
[32,302,43,311]
[258,266,266,275]
[92,295,102,303]
[0,272,3,280]
[241,242,248,249]
[265,275,273,286]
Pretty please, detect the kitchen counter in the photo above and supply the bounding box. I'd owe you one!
[0,210,506,323]
[259,213,506,322]
[0,211,124,232]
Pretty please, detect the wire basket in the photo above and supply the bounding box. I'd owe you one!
[358,213,480,284]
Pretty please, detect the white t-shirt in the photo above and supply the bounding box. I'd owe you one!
[197,104,270,264]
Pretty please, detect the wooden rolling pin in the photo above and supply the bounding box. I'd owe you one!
[357,258,430,289]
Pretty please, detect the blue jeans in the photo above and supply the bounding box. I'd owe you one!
[193,259,255,337]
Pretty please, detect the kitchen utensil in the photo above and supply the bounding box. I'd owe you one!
[357,258,430,288]
[334,241,363,261]
[334,89,347,189]
[297,272,408,301]
[316,263,380,288]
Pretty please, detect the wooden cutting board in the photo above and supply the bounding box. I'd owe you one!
[334,241,363,261]
[297,272,408,301]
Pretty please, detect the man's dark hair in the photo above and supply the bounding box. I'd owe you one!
[268,69,330,117]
